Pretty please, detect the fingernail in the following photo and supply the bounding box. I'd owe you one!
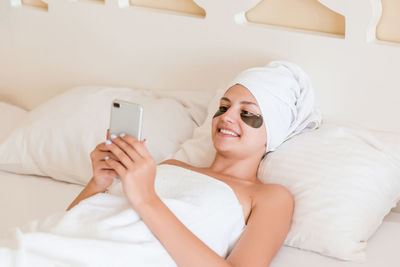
[105,140,112,145]
[119,133,126,137]
[110,134,117,139]
[105,156,109,160]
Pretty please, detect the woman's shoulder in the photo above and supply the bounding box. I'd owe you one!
[251,183,294,211]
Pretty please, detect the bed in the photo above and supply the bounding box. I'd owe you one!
[0,0,399,266]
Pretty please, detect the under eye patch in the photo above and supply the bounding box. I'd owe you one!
[213,108,263,128]
[240,114,263,128]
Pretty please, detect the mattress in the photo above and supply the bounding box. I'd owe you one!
[1,169,399,266]
[0,170,83,234]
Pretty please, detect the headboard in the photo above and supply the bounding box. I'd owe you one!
[1,0,399,132]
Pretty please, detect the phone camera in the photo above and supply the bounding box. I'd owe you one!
[113,102,120,108]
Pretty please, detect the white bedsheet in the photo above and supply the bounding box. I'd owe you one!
[0,169,399,266]
[0,170,83,234]
[0,165,245,266]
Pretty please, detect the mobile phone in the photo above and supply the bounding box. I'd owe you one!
[109,100,143,140]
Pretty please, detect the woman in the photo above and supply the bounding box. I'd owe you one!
[67,61,321,267]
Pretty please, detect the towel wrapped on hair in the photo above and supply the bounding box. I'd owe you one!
[228,61,322,152]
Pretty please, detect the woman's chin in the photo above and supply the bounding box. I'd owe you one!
[214,142,237,155]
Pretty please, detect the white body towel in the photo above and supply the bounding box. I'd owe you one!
[0,165,245,267]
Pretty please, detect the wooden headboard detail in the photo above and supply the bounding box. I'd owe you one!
[0,0,399,132]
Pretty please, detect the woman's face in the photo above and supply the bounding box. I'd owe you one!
[211,84,267,160]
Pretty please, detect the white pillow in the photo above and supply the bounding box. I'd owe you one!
[172,90,400,261]
[362,129,400,214]
[0,86,199,185]
[154,89,213,127]
[173,88,225,167]
[0,102,27,142]
[258,124,400,261]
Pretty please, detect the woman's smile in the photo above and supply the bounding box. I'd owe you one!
[218,127,240,137]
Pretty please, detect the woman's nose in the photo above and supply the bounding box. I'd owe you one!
[220,108,238,124]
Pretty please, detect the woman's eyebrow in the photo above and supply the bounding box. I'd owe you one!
[221,97,258,107]
[240,101,257,106]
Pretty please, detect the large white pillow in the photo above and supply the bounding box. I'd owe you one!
[258,123,400,261]
[0,86,201,185]
[173,88,224,167]
[172,90,400,261]
[0,102,28,142]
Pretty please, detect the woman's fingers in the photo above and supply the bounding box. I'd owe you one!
[105,139,134,169]
[109,134,143,162]
[96,151,118,162]
[95,142,112,152]
[90,147,118,163]
[121,134,150,158]
[104,157,126,178]
[94,160,116,171]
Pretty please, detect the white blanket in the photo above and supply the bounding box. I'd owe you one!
[0,165,245,267]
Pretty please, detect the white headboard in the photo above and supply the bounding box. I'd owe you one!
[1,0,399,132]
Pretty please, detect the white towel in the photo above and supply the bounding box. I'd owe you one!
[229,61,322,152]
[0,165,245,267]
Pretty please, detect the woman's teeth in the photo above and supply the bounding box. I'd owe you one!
[220,129,239,137]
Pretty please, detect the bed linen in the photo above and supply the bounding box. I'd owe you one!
[0,168,399,267]
[271,212,400,267]
[0,165,245,267]
[0,170,83,235]
[0,87,203,185]
[0,102,27,142]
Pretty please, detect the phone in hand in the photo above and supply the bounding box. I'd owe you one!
[109,100,143,140]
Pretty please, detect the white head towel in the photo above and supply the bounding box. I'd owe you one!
[229,61,322,152]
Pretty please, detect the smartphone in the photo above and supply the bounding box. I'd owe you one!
[109,100,143,140]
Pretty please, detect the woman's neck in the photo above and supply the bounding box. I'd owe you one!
[208,154,261,183]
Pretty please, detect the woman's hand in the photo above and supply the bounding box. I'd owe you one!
[105,133,157,208]
[67,130,118,210]
[89,130,119,192]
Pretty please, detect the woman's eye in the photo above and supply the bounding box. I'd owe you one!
[219,106,228,112]
[241,110,254,116]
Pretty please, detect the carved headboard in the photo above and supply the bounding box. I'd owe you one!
[0,0,399,132]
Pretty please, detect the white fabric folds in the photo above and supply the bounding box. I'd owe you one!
[229,61,322,152]
[0,165,245,267]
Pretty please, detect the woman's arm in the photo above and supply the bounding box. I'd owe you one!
[134,184,293,267]
[67,140,118,211]
[226,184,294,267]
[105,134,293,267]
[66,177,107,211]
[105,135,231,267]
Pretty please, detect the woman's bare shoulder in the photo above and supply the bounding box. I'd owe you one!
[226,183,294,266]
[252,183,294,209]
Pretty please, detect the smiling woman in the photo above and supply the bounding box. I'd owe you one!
[211,85,267,162]
[59,61,320,267]
[1,0,399,265]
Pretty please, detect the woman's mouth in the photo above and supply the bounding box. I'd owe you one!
[218,128,240,137]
